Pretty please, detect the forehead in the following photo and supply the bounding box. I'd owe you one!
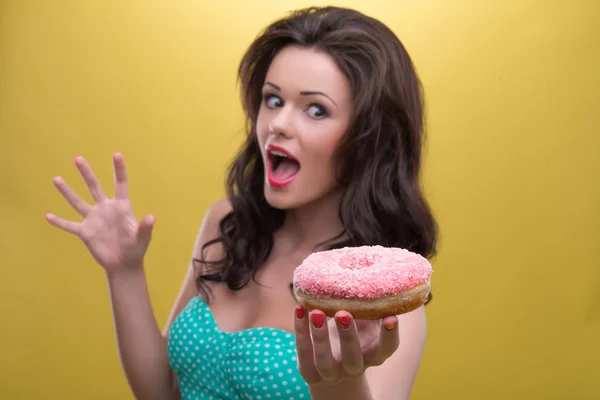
[265,45,351,99]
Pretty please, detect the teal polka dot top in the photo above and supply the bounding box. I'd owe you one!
[167,296,311,399]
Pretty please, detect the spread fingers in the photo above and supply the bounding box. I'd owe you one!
[365,316,400,367]
[294,306,320,384]
[45,213,81,235]
[74,156,107,203]
[334,311,364,376]
[309,310,339,382]
[52,176,92,216]
[112,153,129,200]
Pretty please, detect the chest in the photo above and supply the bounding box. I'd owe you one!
[206,249,309,334]
[168,297,310,399]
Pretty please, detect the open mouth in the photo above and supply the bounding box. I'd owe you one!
[267,147,301,187]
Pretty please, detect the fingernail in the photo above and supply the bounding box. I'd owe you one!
[311,313,325,329]
[295,306,305,319]
[384,321,397,331]
[336,315,351,329]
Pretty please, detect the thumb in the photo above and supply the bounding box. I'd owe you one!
[137,214,155,245]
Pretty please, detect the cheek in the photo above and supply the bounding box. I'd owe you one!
[308,134,344,171]
[255,116,267,146]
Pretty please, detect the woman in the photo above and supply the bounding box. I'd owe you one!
[46,6,438,400]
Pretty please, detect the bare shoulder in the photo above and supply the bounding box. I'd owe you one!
[365,306,428,400]
[161,198,232,336]
[202,197,233,231]
[192,198,232,262]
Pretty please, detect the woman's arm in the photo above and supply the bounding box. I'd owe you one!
[364,306,428,400]
[308,375,374,400]
[111,198,231,399]
[46,154,230,400]
[106,267,179,400]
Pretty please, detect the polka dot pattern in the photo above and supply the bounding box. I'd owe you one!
[167,297,310,399]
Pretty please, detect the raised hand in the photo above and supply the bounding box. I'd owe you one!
[46,153,155,273]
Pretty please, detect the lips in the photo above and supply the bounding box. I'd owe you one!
[266,144,301,188]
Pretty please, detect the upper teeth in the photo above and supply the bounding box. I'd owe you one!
[270,150,289,158]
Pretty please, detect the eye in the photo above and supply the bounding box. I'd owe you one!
[306,104,328,119]
[264,94,283,109]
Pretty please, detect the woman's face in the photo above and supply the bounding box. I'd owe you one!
[256,45,353,211]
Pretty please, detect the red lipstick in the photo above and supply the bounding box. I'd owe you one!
[266,144,300,188]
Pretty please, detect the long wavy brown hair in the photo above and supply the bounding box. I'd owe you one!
[195,6,438,304]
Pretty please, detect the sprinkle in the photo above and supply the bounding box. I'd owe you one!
[292,246,433,299]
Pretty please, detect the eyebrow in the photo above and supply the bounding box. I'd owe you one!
[264,81,338,107]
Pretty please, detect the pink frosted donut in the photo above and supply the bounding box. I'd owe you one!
[292,245,433,319]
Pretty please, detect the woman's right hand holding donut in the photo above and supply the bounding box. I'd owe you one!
[46,153,156,275]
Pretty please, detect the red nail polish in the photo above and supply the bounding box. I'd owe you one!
[336,315,351,329]
[311,313,325,329]
[295,306,305,319]
[384,321,397,331]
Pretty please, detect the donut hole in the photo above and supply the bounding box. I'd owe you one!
[338,252,383,270]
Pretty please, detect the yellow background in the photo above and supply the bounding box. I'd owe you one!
[1,0,598,398]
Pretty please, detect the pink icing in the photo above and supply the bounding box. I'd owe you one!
[293,245,433,299]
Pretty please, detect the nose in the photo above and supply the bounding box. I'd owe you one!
[268,107,294,138]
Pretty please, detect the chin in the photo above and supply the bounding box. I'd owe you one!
[263,185,304,210]
[262,176,341,212]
